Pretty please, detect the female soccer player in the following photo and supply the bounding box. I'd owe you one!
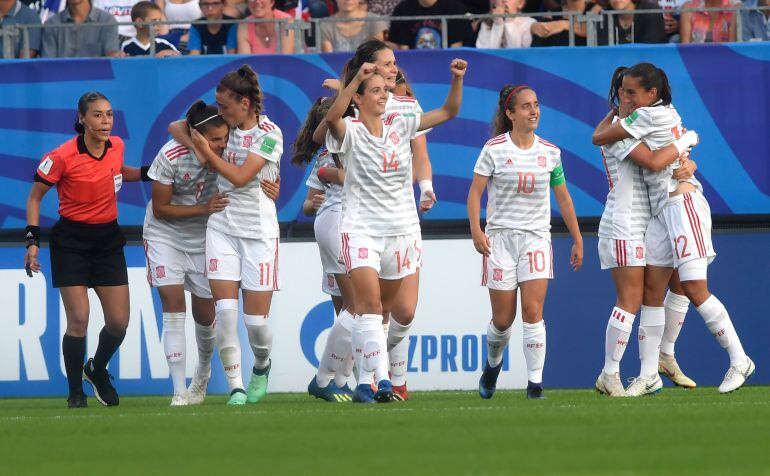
[593,67,700,397]
[293,97,356,402]
[313,40,437,401]
[467,84,583,400]
[593,63,754,395]
[25,91,149,408]
[188,65,284,406]
[144,101,230,406]
[324,58,466,403]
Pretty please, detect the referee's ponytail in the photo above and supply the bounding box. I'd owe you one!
[186,100,226,134]
[74,91,109,134]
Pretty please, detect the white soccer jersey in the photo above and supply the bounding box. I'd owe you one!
[143,140,217,253]
[598,119,651,241]
[621,103,702,216]
[473,133,564,239]
[207,115,283,240]
[305,148,342,215]
[326,113,421,237]
[385,92,429,137]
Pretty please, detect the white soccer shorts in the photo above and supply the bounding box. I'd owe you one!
[340,231,421,280]
[645,214,674,268]
[314,210,344,296]
[662,191,715,281]
[481,230,553,291]
[205,228,280,292]
[143,240,211,298]
[598,238,646,270]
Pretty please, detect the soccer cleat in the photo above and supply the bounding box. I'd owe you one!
[659,353,696,389]
[352,383,376,403]
[308,377,352,402]
[338,383,354,397]
[478,361,503,399]
[82,358,119,406]
[67,390,88,408]
[718,357,755,394]
[246,362,270,404]
[392,383,409,401]
[186,372,210,405]
[625,374,663,397]
[526,381,546,399]
[595,371,627,397]
[374,380,393,403]
[227,389,247,406]
[170,394,188,406]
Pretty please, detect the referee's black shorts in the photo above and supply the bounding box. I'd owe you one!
[49,218,128,288]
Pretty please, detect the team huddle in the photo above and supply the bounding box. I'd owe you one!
[24,40,754,408]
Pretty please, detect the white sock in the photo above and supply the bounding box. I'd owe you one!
[661,291,689,356]
[316,309,353,387]
[194,321,215,378]
[244,314,273,371]
[639,306,665,378]
[353,313,389,385]
[696,295,746,365]
[603,306,635,375]
[486,321,511,367]
[522,321,546,384]
[215,299,242,391]
[388,319,412,386]
[162,312,187,395]
[333,310,355,388]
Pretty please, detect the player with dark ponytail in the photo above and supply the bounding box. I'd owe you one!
[468,83,583,400]
[25,91,149,408]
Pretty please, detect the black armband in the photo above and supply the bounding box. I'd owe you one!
[25,225,40,248]
[141,165,152,182]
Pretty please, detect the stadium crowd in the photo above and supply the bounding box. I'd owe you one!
[0,0,768,58]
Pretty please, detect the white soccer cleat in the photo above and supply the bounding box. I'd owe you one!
[186,373,210,405]
[170,393,189,406]
[625,374,663,397]
[595,371,627,397]
[659,353,697,389]
[718,357,755,394]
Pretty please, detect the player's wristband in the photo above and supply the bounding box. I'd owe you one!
[418,180,434,202]
[25,225,40,249]
[140,165,152,182]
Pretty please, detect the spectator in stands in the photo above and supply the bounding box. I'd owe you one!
[223,0,247,17]
[598,0,666,44]
[237,0,294,53]
[657,0,687,42]
[459,0,488,45]
[680,0,738,42]
[0,0,41,57]
[476,0,535,48]
[368,0,399,15]
[741,0,769,41]
[530,0,601,46]
[188,0,237,53]
[319,0,386,51]
[156,0,202,46]
[121,1,180,55]
[41,0,121,57]
[388,0,472,48]
[93,0,140,40]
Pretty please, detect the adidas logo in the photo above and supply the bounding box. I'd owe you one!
[183,173,191,181]
[505,159,514,165]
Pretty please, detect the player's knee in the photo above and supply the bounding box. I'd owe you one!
[521,303,543,323]
[65,312,89,336]
[643,282,666,307]
[616,290,643,315]
[357,298,382,316]
[680,280,710,307]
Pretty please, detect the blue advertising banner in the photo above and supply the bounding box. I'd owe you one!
[1,44,769,231]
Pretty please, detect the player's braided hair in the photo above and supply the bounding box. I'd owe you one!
[492,84,533,137]
[74,91,109,134]
[291,97,333,167]
[185,100,227,134]
[216,64,264,115]
[625,62,673,106]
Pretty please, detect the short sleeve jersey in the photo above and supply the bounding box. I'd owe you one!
[142,139,217,253]
[305,148,342,215]
[473,133,564,239]
[35,135,125,224]
[207,115,283,240]
[598,121,651,240]
[326,113,421,236]
[384,92,429,137]
[621,103,702,216]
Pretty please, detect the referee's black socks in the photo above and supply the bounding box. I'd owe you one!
[92,327,126,371]
[62,334,86,393]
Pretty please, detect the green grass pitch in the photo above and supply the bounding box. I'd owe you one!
[1,387,769,475]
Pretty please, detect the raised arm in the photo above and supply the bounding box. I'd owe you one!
[326,63,377,143]
[418,59,467,132]
[411,135,436,212]
[169,120,194,148]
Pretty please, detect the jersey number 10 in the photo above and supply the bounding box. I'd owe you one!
[517,172,536,194]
